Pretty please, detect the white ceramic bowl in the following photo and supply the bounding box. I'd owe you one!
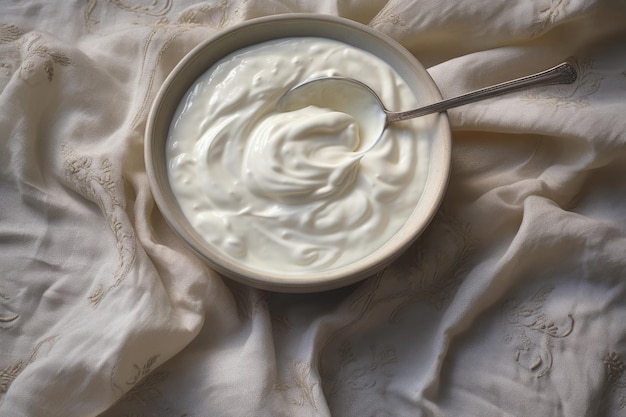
[145,14,451,292]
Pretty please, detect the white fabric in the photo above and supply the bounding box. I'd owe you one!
[1,1,626,416]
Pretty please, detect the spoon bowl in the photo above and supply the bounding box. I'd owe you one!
[278,76,387,154]
[280,60,578,153]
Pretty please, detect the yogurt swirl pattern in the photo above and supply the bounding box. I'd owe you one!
[166,37,430,275]
[243,108,362,204]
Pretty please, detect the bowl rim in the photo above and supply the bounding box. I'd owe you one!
[145,13,451,292]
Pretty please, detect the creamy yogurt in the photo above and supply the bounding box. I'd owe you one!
[166,37,431,275]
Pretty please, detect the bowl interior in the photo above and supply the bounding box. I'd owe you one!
[146,14,451,292]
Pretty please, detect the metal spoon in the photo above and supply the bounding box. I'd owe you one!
[279,60,577,153]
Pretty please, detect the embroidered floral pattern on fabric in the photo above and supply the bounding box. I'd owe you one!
[86,0,248,30]
[369,5,407,28]
[390,208,474,314]
[0,24,23,44]
[326,342,398,396]
[107,354,192,417]
[84,0,172,32]
[0,62,11,78]
[0,291,19,328]
[0,24,23,89]
[111,354,164,399]
[127,0,246,130]
[274,360,319,409]
[17,33,72,82]
[83,2,219,131]
[327,207,472,333]
[523,56,602,108]
[127,22,200,131]
[83,0,249,134]
[532,0,570,37]
[84,0,101,30]
[503,285,574,377]
[126,355,160,386]
[122,368,170,403]
[62,145,137,307]
[109,0,173,16]
[605,351,626,411]
[177,1,249,29]
[316,208,472,399]
[0,335,59,397]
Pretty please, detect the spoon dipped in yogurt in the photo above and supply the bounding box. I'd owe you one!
[279,59,577,153]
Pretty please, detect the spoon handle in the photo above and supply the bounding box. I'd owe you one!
[388,59,578,122]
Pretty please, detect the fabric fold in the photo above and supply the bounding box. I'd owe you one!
[1,1,626,416]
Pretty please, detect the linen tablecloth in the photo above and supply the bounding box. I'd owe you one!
[2,1,626,416]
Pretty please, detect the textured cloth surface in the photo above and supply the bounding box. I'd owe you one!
[1,1,626,416]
